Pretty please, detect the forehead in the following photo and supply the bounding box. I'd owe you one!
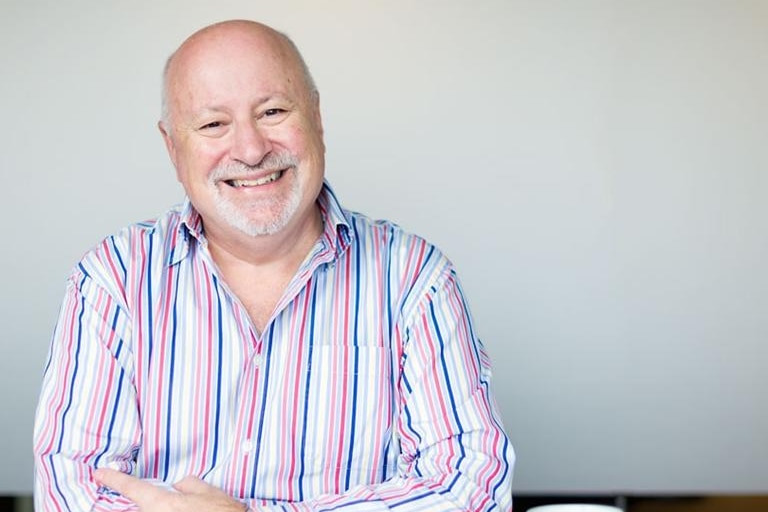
[167,27,306,113]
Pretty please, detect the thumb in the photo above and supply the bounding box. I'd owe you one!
[94,468,165,506]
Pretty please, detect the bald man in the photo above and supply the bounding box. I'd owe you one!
[33,20,513,512]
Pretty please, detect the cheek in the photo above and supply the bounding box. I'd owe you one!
[289,123,325,158]
[175,141,228,178]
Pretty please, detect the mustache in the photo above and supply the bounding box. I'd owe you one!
[210,153,299,181]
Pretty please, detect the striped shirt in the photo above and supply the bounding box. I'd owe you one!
[33,182,513,511]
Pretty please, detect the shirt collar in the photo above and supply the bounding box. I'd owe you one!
[179,199,204,240]
[169,179,353,266]
[317,180,353,257]
[163,200,201,266]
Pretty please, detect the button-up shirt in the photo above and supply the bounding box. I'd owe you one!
[34,182,513,511]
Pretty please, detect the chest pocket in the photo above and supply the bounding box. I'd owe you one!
[301,345,397,484]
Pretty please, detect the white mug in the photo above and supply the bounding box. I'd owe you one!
[527,505,622,512]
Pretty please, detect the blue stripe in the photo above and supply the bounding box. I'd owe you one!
[210,274,224,466]
[145,235,155,363]
[344,223,363,489]
[109,236,127,277]
[389,489,434,508]
[429,300,463,434]
[49,455,72,512]
[55,296,86,454]
[162,265,181,479]
[94,305,128,471]
[297,277,319,499]
[382,226,397,479]
[94,367,125,468]
[250,323,277,496]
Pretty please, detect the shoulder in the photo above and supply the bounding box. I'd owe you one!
[344,209,458,302]
[69,204,187,293]
[347,209,447,262]
[322,182,461,305]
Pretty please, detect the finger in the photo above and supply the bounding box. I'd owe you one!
[94,468,167,506]
[172,475,217,495]
[172,476,246,510]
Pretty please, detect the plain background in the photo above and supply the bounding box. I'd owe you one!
[1,0,767,497]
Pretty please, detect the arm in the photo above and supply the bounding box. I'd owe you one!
[389,269,513,510]
[33,270,141,512]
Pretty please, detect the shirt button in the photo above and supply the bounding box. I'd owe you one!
[242,439,254,452]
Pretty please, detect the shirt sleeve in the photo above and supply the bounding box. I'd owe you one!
[33,270,141,512]
[244,267,514,511]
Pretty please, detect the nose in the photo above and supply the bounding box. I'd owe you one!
[229,120,272,166]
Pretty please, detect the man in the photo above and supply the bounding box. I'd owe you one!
[33,20,513,511]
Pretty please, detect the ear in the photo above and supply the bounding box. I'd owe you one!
[158,121,181,179]
[311,93,326,154]
[311,92,324,138]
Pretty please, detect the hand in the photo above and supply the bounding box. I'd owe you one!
[94,468,248,512]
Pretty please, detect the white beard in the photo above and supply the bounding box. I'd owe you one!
[208,156,302,237]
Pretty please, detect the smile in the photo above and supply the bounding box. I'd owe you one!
[226,170,284,188]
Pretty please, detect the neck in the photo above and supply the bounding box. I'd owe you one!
[200,207,323,335]
[201,205,324,333]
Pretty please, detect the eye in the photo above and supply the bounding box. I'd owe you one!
[200,121,223,130]
[264,108,286,117]
[196,120,229,137]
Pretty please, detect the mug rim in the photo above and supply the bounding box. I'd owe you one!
[526,505,623,512]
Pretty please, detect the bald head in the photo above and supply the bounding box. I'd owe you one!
[160,20,317,128]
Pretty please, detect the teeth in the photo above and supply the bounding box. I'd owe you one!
[230,170,282,187]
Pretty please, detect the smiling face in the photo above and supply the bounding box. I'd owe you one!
[160,21,325,241]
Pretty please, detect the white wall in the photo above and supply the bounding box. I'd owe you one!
[2,0,767,495]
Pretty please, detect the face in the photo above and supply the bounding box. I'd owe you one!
[160,24,325,241]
